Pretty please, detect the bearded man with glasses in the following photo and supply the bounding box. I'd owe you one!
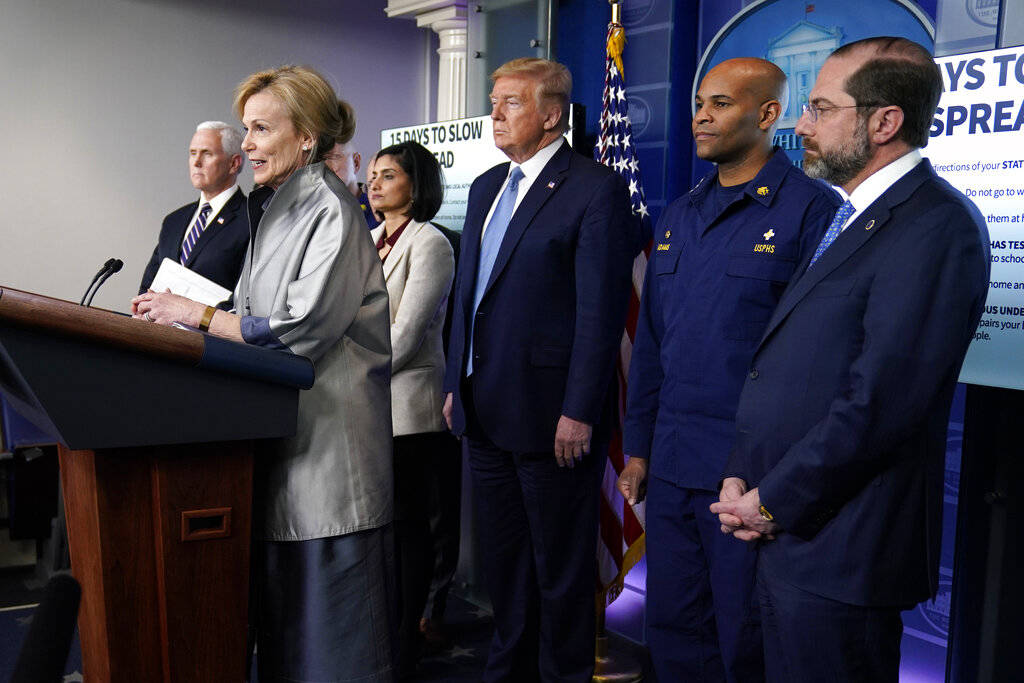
[712,37,990,683]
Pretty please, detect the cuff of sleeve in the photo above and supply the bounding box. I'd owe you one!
[240,316,288,350]
[717,472,746,491]
[757,467,834,540]
[622,428,653,462]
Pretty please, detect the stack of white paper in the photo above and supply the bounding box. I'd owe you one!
[148,258,232,307]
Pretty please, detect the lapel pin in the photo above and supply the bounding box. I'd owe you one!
[865,219,875,231]
[763,228,775,242]
[217,217,224,224]
[757,186,769,196]
[665,230,671,239]
[547,181,556,189]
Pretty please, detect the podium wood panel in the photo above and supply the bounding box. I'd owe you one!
[61,441,254,683]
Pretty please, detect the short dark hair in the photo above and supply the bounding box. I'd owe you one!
[374,141,444,222]
[831,37,942,149]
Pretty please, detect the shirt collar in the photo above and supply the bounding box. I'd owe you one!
[199,183,240,217]
[508,137,564,183]
[376,216,412,252]
[844,149,923,213]
[689,147,792,207]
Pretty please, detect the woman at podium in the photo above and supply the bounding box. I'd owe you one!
[131,65,396,682]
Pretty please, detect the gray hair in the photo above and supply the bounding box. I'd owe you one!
[196,120,243,157]
[334,139,357,156]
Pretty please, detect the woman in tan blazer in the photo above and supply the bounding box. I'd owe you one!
[367,141,455,676]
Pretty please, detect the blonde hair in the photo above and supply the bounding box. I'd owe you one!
[491,58,572,132]
[335,98,356,146]
[233,65,355,164]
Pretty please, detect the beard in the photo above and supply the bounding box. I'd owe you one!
[803,125,871,187]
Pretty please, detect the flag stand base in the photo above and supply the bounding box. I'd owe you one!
[592,635,643,682]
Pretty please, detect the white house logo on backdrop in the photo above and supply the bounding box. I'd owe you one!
[967,0,1000,27]
[766,21,843,128]
[623,0,656,27]
[692,0,934,166]
[627,96,652,138]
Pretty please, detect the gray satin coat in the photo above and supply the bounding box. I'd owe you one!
[234,163,393,541]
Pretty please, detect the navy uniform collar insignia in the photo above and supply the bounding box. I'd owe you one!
[763,228,775,241]
[746,148,793,206]
[747,182,774,206]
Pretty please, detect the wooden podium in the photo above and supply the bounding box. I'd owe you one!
[0,286,313,682]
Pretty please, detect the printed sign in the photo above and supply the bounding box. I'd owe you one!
[925,46,1024,390]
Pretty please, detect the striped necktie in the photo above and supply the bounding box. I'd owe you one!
[467,166,524,375]
[181,203,212,264]
[808,199,855,268]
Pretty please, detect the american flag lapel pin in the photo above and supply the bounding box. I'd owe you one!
[217,217,225,224]
[547,181,556,189]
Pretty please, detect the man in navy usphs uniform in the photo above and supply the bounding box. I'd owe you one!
[617,58,839,682]
[711,38,990,682]
[443,57,637,682]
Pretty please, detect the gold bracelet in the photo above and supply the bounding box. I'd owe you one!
[198,305,217,332]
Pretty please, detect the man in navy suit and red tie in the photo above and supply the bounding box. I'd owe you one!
[138,121,250,293]
[711,37,990,681]
[442,57,638,682]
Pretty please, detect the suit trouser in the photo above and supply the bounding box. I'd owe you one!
[393,432,442,675]
[422,431,462,622]
[757,561,903,683]
[645,476,764,683]
[464,406,603,683]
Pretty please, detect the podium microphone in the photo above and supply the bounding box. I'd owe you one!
[80,258,123,307]
[79,258,116,305]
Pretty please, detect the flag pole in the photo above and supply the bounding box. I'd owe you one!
[593,0,649,679]
[593,3,642,676]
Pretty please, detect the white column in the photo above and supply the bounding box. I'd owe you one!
[386,1,468,121]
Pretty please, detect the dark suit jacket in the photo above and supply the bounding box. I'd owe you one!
[443,140,639,453]
[725,159,990,607]
[138,187,250,294]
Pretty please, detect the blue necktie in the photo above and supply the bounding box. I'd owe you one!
[467,166,524,375]
[181,203,212,264]
[808,199,855,268]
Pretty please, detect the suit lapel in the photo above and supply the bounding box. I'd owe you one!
[171,200,200,257]
[184,188,242,266]
[382,221,423,280]
[757,162,932,348]
[482,141,572,296]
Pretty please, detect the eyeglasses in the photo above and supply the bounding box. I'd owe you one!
[801,102,880,122]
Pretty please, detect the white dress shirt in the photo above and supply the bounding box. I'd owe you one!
[837,150,923,232]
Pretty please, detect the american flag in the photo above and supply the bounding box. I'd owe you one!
[594,20,651,607]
